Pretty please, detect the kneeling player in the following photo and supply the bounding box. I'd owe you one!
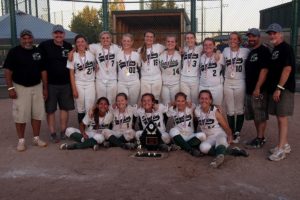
[60,97,113,150]
[168,92,206,157]
[135,93,171,151]
[195,90,248,168]
[102,93,137,149]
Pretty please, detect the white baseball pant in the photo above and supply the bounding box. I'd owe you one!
[118,80,140,106]
[65,127,105,144]
[140,78,162,101]
[180,80,199,104]
[96,79,117,105]
[75,82,96,113]
[161,84,180,105]
[223,79,245,116]
[199,84,224,106]
[199,132,228,154]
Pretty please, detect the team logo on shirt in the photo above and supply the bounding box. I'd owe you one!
[98,54,115,63]
[197,118,214,126]
[147,53,159,60]
[118,60,136,69]
[174,114,192,126]
[115,116,131,125]
[225,57,244,66]
[272,51,279,60]
[160,60,179,69]
[200,62,217,71]
[183,53,198,60]
[75,61,95,74]
[62,49,70,57]
[250,53,258,62]
[141,115,160,126]
[32,52,41,60]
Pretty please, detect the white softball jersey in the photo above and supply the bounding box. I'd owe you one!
[89,43,121,81]
[167,106,194,135]
[134,104,168,132]
[194,105,225,136]
[116,50,141,82]
[160,50,181,86]
[181,45,202,82]
[67,50,96,85]
[111,105,137,131]
[199,53,224,86]
[138,43,165,81]
[82,111,114,132]
[222,47,250,80]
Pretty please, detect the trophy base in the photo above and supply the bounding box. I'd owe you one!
[131,151,168,160]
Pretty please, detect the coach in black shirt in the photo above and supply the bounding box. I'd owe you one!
[39,24,74,142]
[244,28,270,149]
[4,29,48,151]
[266,23,296,161]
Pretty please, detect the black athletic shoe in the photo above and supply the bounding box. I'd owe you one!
[230,147,249,157]
[158,144,171,152]
[60,132,67,140]
[246,137,266,149]
[122,142,136,150]
[50,133,60,143]
[189,149,202,157]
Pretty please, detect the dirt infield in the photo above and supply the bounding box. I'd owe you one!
[0,94,299,200]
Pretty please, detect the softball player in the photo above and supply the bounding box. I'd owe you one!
[160,35,181,105]
[222,32,250,143]
[102,93,137,149]
[60,97,113,150]
[117,33,141,106]
[139,31,165,101]
[67,35,96,124]
[89,31,121,104]
[135,93,171,149]
[168,92,206,156]
[199,38,224,106]
[181,32,203,104]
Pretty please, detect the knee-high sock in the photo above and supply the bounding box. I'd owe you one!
[78,113,85,124]
[70,132,83,143]
[108,135,123,147]
[173,135,192,152]
[187,136,201,148]
[236,114,244,133]
[227,115,235,134]
[215,145,226,156]
[73,138,98,149]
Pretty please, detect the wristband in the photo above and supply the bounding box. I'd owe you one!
[277,84,285,91]
[7,87,15,91]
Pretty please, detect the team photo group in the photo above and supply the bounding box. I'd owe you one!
[3,22,296,167]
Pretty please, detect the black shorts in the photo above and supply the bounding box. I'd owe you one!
[268,90,294,116]
[45,84,75,113]
[245,93,269,122]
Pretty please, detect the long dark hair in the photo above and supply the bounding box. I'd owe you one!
[93,97,110,129]
[140,31,156,62]
[74,34,88,51]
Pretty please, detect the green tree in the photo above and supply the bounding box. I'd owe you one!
[70,6,102,43]
[147,0,177,9]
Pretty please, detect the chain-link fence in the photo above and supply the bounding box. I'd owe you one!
[0,0,299,72]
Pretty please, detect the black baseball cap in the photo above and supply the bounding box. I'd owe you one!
[246,28,260,37]
[52,25,65,33]
[20,29,33,37]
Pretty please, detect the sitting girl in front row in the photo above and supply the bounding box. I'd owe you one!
[60,97,113,150]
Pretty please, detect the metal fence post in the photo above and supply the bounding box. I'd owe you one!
[9,0,17,47]
[191,0,196,33]
[291,0,299,58]
[103,0,109,31]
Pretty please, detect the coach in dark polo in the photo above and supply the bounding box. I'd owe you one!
[4,29,48,151]
[266,23,296,162]
[244,28,270,149]
[39,24,74,143]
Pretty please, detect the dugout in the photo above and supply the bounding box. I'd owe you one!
[111,9,191,49]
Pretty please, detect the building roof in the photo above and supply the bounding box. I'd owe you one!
[0,11,77,45]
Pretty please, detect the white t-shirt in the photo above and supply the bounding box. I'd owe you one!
[138,43,165,81]
[134,104,168,132]
[222,47,250,80]
[159,50,181,86]
[167,106,194,135]
[194,105,225,136]
[116,50,141,82]
[67,50,96,85]
[181,45,203,82]
[199,53,224,86]
[89,43,121,81]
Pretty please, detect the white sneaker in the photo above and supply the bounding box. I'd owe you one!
[210,154,225,168]
[269,144,291,154]
[33,137,47,147]
[17,140,26,152]
[268,148,286,161]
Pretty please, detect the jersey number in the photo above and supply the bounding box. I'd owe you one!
[236,65,242,72]
[173,68,180,75]
[129,67,136,73]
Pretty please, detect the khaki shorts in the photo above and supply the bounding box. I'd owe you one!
[245,93,269,122]
[12,82,45,123]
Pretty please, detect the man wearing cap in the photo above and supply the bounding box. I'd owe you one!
[4,29,48,151]
[39,25,74,143]
[265,23,296,161]
[244,28,270,149]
